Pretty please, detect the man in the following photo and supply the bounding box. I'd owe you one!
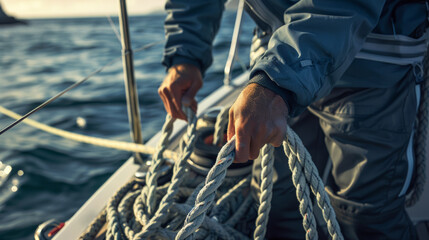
[158,0,428,239]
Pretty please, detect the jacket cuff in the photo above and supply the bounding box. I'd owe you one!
[165,55,203,73]
[248,72,295,116]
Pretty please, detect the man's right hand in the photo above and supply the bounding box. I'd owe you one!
[158,64,203,121]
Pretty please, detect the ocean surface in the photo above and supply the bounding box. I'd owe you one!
[0,12,254,240]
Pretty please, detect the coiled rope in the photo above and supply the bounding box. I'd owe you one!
[2,70,427,237]
[2,65,427,209]
[178,125,344,240]
[136,108,197,239]
[80,108,254,240]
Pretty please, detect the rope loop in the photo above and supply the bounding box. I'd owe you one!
[254,144,274,240]
[136,107,198,238]
[284,126,343,240]
[141,114,175,216]
[179,126,344,240]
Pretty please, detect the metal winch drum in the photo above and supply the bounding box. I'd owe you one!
[184,107,253,177]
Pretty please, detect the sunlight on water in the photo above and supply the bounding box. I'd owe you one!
[0,161,12,187]
[0,162,24,192]
[0,12,253,240]
[76,117,87,129]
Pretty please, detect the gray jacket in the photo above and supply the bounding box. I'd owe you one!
[162,0,428,116]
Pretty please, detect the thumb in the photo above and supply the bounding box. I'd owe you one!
[182,83,200,107]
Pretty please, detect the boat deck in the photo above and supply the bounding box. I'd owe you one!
[52,69,429,239]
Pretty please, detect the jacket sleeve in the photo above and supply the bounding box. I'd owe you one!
[250,0,386,116]
[162,0,227,74]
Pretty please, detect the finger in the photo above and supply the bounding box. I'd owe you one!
[159,87,174,117]
[190,99,198,114]
[182,80,201,107]
[235,124,251,163]
[159,92,170,114]
[248,125,267,159]
[249,137,264,160]
[267,130,284,147]
[170,87,187,120]
[267,120,287,147]
[227,109,235,141]
[164,88,186,120]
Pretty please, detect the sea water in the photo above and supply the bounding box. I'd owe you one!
[0,12,253,240]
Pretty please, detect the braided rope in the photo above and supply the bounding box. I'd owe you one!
[213,107,229,146]
[210,175,251,223]
[80,106,345,240]
[141,114,175,216]
[171,203,236,240]
[137,108,198,238]
[406,55,429,207]
[284,126,343,240]
[105,179,136,240]
[80,107,254,240]
[166,183,205,231]
[179,126,344,240]
[79,208,107,240]
[99,177,250,240]
[284,138,318,240]
[118,190,140,239]
[176,136,236,240]
[225,194,254,226]
[254,144,274,240]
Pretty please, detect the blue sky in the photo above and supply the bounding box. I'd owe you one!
[2,0,165,18]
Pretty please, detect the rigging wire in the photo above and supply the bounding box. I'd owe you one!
[0,58,116,136]
[0,41,162,136]
[106,15,122,43]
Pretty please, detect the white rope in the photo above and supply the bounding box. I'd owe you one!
[142,114,175,216]
[284,126,343,240]
[213,106,229,146]
[0,106,179,160]
[137,108,198,239]
[176,136,237,240]
[254,144,274,240]
[179,126,344,240]
[81,108,253,240]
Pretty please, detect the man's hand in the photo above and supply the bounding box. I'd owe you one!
[228,83,289,163]
[158,64,203,120]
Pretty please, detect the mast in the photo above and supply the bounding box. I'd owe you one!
[118,0,144,163]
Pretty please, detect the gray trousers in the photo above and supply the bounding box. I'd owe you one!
[251,70,419,239]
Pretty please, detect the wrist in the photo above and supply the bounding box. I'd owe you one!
[169,63,202,77]
[247,73,293,115]
[169,56,203,74]
[245,83,289,117]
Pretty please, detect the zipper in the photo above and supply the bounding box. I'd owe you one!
[245,0,283,33]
